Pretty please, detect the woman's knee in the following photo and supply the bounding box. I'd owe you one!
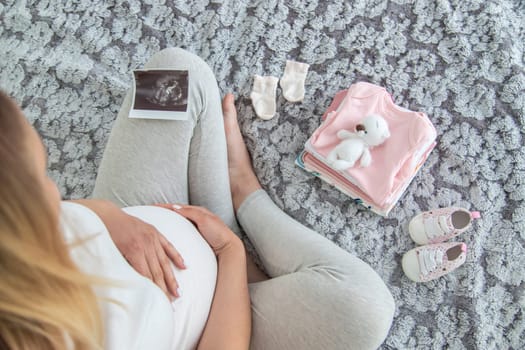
[249,270,394,350]
[296,274,394,349]
[142,47,220,123]
[328,274,395,349]
[144,47,216,82]
[300,257,395,349]
[356,281,395,349]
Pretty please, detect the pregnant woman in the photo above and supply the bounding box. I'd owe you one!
[0,48,394,350]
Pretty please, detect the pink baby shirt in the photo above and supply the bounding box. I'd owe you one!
[305,82,437,208]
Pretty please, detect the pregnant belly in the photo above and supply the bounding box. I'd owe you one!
[122,206,218,350]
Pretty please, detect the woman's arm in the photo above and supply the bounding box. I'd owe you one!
[165,204,251,350]
[198,238,250,350]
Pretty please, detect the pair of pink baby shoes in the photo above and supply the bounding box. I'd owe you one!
[402,207,480,283]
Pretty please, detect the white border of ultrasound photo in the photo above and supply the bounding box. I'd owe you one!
[129,69,189,121]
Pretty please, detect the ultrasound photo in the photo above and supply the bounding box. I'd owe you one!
[130,69,189,120]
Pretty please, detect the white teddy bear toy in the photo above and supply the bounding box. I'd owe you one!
[327,114,390,170]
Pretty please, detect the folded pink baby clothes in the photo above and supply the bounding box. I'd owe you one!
[298,82,437,216]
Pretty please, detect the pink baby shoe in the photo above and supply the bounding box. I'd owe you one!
[409,207,480,245]
[402,242,467,282]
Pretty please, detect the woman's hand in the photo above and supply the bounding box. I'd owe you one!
[107,210,186,300]
[71,199,185,300]
[155,204,242,257]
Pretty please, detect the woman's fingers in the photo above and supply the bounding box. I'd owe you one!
[153,203,177,210]
[152,203,239,257]
[159,233,186,269]
[145,247,171,300]
[155,239,180,298]
[125,253,151,279]
[127,251,175,300]
[153,203,211,223]
[170,204,211,224]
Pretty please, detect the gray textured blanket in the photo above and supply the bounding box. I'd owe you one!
[1,1,524,348]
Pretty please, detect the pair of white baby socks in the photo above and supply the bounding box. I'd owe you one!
[250,60,310,120]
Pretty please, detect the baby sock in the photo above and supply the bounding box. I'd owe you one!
[279,60,310,102]
[250,75,279,120]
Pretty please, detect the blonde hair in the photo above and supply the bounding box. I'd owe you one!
[0,91,103,349]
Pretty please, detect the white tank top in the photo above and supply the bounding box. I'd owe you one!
[60,202,217,350]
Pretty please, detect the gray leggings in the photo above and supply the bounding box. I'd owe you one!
[92,48,395,350]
